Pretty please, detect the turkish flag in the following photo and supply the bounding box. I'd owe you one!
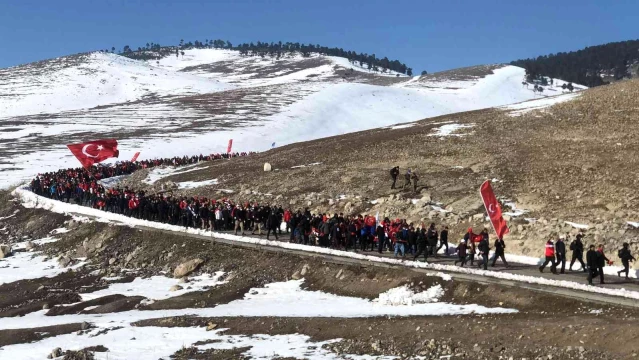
[227,139,233,153]
[67,139,119,169]
[131,152,141,162]
[479,181,509,239]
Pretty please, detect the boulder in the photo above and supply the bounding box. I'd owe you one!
[169,285,183,292]
[291,271,302,280]
[300,264,310,276]
[25,241,35,251]
[173,258,204,278]
[263,162,272,172]
[58,255,72,268]
[0,244,12,259]
[47,348,62,359]
[206,322,218,331]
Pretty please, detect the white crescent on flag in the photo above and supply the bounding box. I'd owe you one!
[81,144,100,158]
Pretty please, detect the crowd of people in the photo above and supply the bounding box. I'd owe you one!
[27,159,636,287]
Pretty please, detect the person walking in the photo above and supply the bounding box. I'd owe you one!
[436,226,449,256]
[454,240,468,267]
[266,211,279,240]
[555,236,567,274]
[539,238,558,274]
[402,169,412,190]
[569,233,587,272]
[595,244,611,284]
[376,224,386,254]
[411,171,419,192]
[477,235,490,270]
[426,223,438,256]
[491,238,509,267]
[413,227,429,262]
[586,245,598,285]
[617,243,635,279]
[390,166,400,189]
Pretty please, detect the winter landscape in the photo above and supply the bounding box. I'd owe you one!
[3,2,639,359]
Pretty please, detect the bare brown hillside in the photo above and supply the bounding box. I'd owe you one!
[125,79,639,264]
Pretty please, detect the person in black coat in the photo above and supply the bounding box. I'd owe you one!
[555,237,567,274]
[436,226,449,256]
[569,233,587,272]
[586,245,598,285]
[617,243,636,279]
[413,228,428,262]
[477,234,490,270]
[426,223,438,256]
[390,166,400,189]
[266,211,279,240]
[595,244,610,284]
[491,238,508,267]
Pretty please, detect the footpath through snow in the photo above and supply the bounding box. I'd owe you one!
[12,187,639,303]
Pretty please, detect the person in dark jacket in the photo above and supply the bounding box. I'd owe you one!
[390,166,400,189]
[436,226,449,256]
[595,244,611,284]
[586,245,598,285]
[374,225,384,253]
[555,236,567,274]
[413,227,428,262]
[491,238,508,267]
[476,236,490,270]
[617,243,635,279]
[569,233,587,272]
[454,240,468,267]
[426,223,438,256]
[266,211,279,240]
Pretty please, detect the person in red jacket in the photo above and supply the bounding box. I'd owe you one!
[283,209,292,233]
[539,237,558,274]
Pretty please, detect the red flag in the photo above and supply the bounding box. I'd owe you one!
[479,181,509,239]
[67,139,119,169]
[227,139,233,153]
[131,152,141,162]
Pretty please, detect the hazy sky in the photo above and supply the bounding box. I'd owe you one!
[1,0,637,71]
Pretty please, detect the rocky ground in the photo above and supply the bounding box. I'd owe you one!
[2,191,639,359]
[119,78,639,269]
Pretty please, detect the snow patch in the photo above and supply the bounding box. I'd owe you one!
[81,272,226,301]
[177,179,219,189]
[429,123,474,137]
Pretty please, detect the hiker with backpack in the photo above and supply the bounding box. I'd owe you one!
[410,171,419,192]
[569,233,587,272]
[617,243,636,279]
[402,169,412,190]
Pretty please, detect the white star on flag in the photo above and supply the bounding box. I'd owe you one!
[96,145,104,151]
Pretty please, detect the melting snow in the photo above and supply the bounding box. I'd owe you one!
[177,179,219,189]
[429,123,474,137]
[565,221,590,230]
[81,272,226,301]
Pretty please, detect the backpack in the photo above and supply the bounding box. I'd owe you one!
[569,241,575,251]
[618,249,624,259]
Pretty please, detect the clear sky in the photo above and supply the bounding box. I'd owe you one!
[1,0,637,72]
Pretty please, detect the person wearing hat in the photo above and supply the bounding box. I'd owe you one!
[617,243,636,279]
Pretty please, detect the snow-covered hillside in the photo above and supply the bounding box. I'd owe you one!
[0,52,232,118]
[0,49,586,188]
